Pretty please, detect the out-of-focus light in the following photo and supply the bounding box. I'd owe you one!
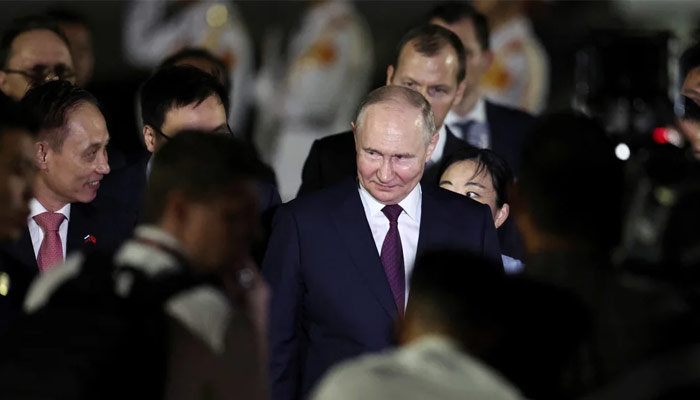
[653,127,669,144]
[615,143,631,160]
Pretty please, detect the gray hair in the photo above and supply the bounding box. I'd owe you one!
[354,86,436,145]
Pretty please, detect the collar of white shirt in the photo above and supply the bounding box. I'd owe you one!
[358,181,421,223]
[29,199,71,223]
[444,96,488,128]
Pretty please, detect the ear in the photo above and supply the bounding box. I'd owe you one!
[143,125,157,153]
[425,130,439,163]
[386,65,395,85]
[494,203,510,229]
[162,190,192,230]
[453,76,468,106]
[34,141,49,170]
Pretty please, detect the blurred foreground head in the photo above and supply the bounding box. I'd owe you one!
[0,98,36,241]
[514,111,623,253]
[401,249,505,356]
[144,132,259,274]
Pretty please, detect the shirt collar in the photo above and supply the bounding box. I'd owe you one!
[29,198,71,221]
[358,181,422,222]
[444,96,488,126]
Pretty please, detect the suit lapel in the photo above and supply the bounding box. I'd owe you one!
[485,101,505,156]
[66,202,95,255]
[331,180,398,320]
[4,228,38,272]
[416,187,437,257]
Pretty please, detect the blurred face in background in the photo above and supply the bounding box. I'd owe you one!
[0,29,74,100]
[59,22,94,87]
[430,17,492,100]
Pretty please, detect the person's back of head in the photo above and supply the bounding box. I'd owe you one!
[515,110,623,253]
[402,249,506,358]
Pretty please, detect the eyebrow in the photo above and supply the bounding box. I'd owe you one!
[439,180,453,185]
[465,181,487,189]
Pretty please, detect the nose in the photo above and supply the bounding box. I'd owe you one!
[377,157,394,182]
[96,151,110,175]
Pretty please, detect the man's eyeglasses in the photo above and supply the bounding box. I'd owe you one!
[2,64,76,85]
[151,124,234,141]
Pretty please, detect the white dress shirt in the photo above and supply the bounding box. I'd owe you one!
[28,199,71,261]
[358,183,421,307]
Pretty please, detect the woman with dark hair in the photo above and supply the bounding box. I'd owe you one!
[438,147,523,273]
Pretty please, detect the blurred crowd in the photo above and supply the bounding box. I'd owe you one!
[0,0,699,399]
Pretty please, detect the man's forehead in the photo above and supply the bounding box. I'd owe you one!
[9,29,71,66]
[396,43,459,80]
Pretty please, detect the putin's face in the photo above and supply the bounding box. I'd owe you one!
[355,103,437,205]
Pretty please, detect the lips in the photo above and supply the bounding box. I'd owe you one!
[87,180,101,190]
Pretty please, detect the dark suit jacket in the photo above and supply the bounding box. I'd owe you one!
[297,126,471,197]
[483,100,536,177]
[0,200,134,334]
[262,178,501,399]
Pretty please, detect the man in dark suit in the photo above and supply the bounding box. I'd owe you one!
[0,81,133,332]
[430,1,535,176]
[298,25,470,197]
[263,86,502,399]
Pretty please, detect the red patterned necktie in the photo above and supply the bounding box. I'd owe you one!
[34,212,65,271]
[381,204,405,316]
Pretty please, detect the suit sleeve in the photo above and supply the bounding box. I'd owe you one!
[297,139,323,197]
[262,205,305,400]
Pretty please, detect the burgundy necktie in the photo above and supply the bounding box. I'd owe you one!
[34,212,65,271]
[381,204,405,315]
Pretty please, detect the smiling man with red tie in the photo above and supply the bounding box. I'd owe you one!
[0,80,133,311]
[263,85,502,400]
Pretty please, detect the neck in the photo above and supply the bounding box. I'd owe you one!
[453,89,480,117]
[33,178,69,212]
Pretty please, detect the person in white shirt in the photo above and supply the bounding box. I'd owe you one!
[312,249,524,400]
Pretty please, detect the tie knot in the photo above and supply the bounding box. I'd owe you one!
[381,204,403,223]
[34,212,65,232]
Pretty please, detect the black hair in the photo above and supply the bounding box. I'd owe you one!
[394,24,466,85]
[408,249,505,353]
[20,80,99,151]
[0,15,70,68]
[140,65,229,131]
[429,1,490,51]
[143,132,258,224]
[158,47,231,93]
[439,147,513,208]
[518,110,623,249]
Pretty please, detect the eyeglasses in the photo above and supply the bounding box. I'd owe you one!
[151,124,234,141]
[2,64,76,85]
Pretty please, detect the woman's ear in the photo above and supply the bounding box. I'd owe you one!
[494,203,510,229]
